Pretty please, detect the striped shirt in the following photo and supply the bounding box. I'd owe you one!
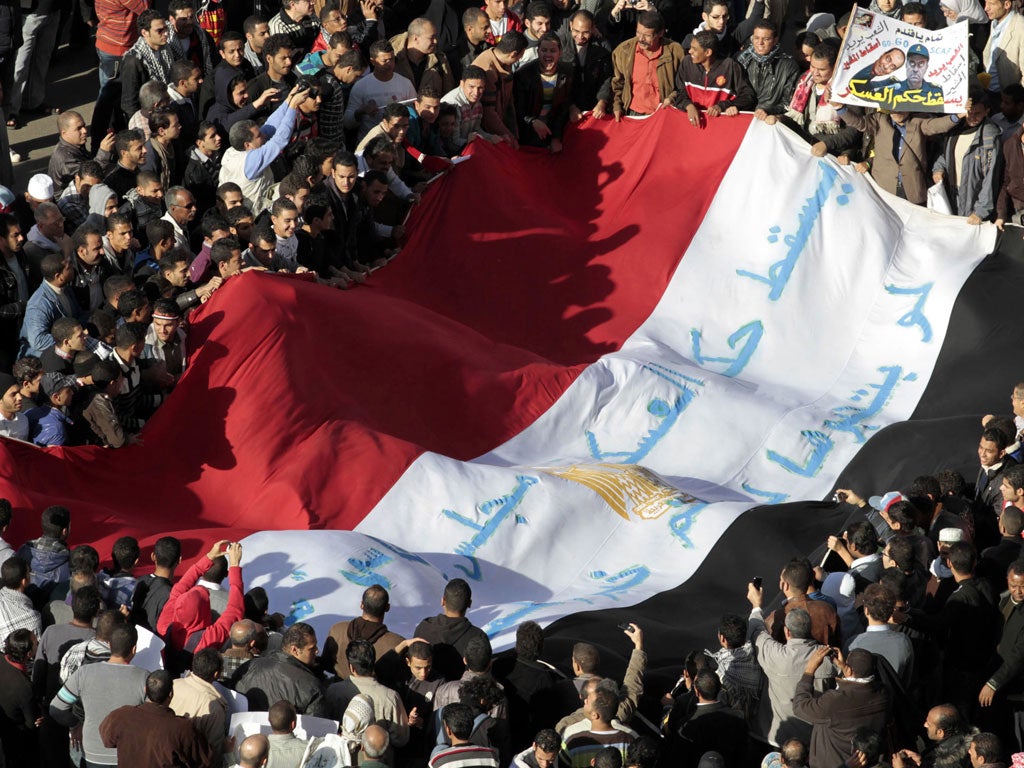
[562,728,635,768]
[95,0,148,56]
[428,743,500,768]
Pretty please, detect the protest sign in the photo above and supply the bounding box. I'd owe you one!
[832,7,968,113]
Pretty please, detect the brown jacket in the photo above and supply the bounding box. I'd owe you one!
[323,618,404,678]
[766,594,840,648]
[554,647,647,732]
[997,126,1024,219]
[838,108,956,205]
[81,391,128,448]
[473,48,517,139]
[391,32,456,97]
[611,37,686,116]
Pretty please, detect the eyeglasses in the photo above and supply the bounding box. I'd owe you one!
[173,202,197,209]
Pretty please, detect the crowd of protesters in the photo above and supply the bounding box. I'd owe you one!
[0,0,1015,443]
[5,389,1024,768]
[0,0,1022,764]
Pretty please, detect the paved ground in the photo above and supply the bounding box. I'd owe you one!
[10,43,99,190]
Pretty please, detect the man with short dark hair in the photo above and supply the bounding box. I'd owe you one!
[105,129,149,200]
[706,613,761,721]
[0,556,42,640]
[57,162,106,233]
[563,10,612,121]
[170,647,229,755]
[673,30,753,126]
[166,0,218,79]
[792,648,890,768]
[319,49,363,143]
[979,559,1024,707]
[493,621,559,747]
[248,33,299,107]
[414,578,490,681]
[892,704,969,768]
[345,40,419,139]
[446,8,491,83]
[325,638,410,745]
[979,500,1024,590]
[269,0,320,54]
[512,728,560,768]
[740,20,800,116]
[431,633,505,716]
[110,321,149,432]
[49,112,115,197]
[266,699,307,766]
[766,559,840,647]
[17,504,71,602]
[41,316,88,375]
[611,11,684,120]
[562,688,634,768]
[211,237,244,280]
[244,15,270,74]
[124,536,175,630]
[441,65,503,149]
[235,621,328,716]
[969,732,1003,768]
[430,702,500,768]
[848,583,914,687]
[758,40,861,159]
[100,669,214,768]
[50,624,149,768]
[672,669,747,766]
[0,628,40,766]
[904,540,999,710]
[977,426,1018,515]
[35,584,101,768]
[325,584,405,679]
[121,10,183,116]
[473,31,527,143]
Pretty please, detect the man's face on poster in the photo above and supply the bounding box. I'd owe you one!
[906,53,928,87]
[872,48,905,76]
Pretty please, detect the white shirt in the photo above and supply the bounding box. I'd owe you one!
[0,411,29,441]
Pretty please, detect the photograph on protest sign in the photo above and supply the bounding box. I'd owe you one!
[832,6,968,113]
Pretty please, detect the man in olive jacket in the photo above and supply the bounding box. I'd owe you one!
[611,10,685,119]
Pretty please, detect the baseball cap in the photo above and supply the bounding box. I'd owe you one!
[868,491,908,513]
[41,373,77,398]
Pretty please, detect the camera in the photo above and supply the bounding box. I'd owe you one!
[295,75,322,101]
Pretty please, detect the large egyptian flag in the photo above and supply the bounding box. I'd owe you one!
[0,111,1016,683]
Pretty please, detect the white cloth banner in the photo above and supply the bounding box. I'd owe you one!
[241,121,995,649]
[833,8,969,113]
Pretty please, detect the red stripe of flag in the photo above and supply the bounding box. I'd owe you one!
[0,111,751,558]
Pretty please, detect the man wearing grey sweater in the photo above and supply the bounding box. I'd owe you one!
[49,623,148,768]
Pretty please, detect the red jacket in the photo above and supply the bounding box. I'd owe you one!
[481,9,523,46]
[156,555,244,656]
[672,56,755,112]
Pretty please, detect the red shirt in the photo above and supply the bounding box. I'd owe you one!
[629,43,662,115]
[95,0,147,56]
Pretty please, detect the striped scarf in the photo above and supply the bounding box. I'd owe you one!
[128,36,177,83]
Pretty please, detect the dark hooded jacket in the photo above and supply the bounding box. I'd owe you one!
[206,65,262,133]
[412,613,488,681]
[16,537,69,606]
